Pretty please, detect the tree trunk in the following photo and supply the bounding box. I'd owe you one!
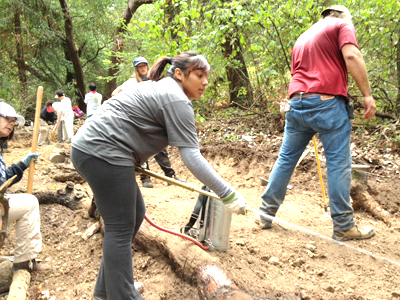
[59,0,86,110]
[396,23,400,114]
[13,7,28,110]
[222,36,254,106]
[103,0,154,101]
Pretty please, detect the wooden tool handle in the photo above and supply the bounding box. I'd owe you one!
[27,86,43,194]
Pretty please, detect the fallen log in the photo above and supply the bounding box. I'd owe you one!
[0,259,13,293]
[134,220,253,299]
[6,269,31,300]
[197,265,253,300]
[33,182,84,210]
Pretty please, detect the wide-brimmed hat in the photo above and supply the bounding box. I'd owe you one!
[133,57,148,67]
[0,102,25,126]
[321,5,352,20]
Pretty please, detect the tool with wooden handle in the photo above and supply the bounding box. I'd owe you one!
[134,166,252,212]
[312,135,329,216]
[27,86,43,194]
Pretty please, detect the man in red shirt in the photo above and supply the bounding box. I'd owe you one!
[257,5,376,241]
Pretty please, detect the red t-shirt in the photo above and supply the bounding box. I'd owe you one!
[289,18,359,99]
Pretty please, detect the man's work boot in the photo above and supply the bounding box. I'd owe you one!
[254,213,272,229]
[167,175,187,186]
[332,225,375,241]
[142,179,154,188]
[13,259,52,272]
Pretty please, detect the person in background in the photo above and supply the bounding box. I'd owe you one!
[38,100,56,146]
[0,102,50,272]
[71,51,247,299]
[53,90,74,143]
[112,56,186,188]
[84,83,102,118]
[111,56,149,97]
[256,5,376,241]
[0,140,10,153]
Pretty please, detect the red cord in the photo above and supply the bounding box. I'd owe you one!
[144,215,209,250]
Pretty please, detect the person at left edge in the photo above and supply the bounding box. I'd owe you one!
[70,51,247,300]
[0,102,50,272]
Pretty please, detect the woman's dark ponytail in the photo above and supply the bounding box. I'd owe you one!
[148,52,210,82]
[148,57,171,81]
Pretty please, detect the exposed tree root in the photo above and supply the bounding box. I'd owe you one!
[33,182,84,210]
[350,182,392,227]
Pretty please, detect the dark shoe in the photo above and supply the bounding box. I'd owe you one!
[173,175,186,182]
[13,259,52,272]
[332,225,375,241]
[142,179,154,188]
[1,149,11,153]
[93,282,143,299]
[254,213,273,229]
[167,175,186,186]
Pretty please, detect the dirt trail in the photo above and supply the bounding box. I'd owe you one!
[1,125,400,300]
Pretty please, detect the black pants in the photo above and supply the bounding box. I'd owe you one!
[140,148,175,181]
[71,147,145,299]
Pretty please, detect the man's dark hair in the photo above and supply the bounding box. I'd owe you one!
[46,100,54,107]
[55,90,64,97]
[89,83,97,91]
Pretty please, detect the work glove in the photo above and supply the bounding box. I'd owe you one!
[221,190,247,215]
[22,152,39,167]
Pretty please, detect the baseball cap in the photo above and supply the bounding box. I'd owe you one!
[0,102,25,126]
[321,5,352,20]
[133,57,148,67]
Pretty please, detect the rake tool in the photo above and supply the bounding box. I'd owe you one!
[312,135,329,217]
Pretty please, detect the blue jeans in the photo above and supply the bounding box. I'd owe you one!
[259,95,355,232]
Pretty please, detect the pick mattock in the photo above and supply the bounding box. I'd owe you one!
[312,135,329,217]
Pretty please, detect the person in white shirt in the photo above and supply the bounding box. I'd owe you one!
[84,83,102,118]
[53,90,74,143]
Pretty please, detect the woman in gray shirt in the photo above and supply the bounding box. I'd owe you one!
[71,51,246,300]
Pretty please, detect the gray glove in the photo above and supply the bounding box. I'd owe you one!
[22,152,39,167]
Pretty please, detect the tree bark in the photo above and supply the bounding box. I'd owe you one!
[103,0,154,101]
[222,35,254,106]
[396,22,400,113]
[13,7,28,110]
[6,269,31,300]
[59,0,86,110]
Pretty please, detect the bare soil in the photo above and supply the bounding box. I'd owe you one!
[1,120,400,300]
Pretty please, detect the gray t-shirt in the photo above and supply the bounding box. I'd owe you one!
[72,77,199,166]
